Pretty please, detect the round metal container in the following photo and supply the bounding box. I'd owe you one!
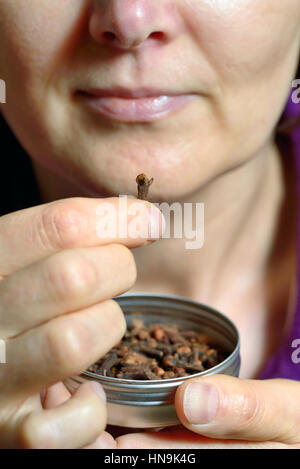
[65,293,240,428]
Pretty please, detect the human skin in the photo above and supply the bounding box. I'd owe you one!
[0,0,300,449]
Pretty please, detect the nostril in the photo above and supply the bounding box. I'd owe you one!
[101,31,164,48]
[149,31,164,40]
[103,31,116,41]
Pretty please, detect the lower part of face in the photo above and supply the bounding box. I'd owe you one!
[0,0,299,200]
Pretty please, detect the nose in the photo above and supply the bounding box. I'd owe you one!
[89,0,178,50]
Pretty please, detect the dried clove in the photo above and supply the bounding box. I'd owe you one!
[88,319,228,380]
[136,173,154,201]
[91,350,119,377]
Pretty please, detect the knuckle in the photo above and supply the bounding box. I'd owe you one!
[38,200,87,251]
[44,300,126,376]
[45,251,97,302]
[236,388,265,429]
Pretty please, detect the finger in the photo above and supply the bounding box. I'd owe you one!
[0,243,136,337]
[19,381,107,449]
[0,394,42,449]
[0,196,164,276]
[42,382,71,409]
[116,427,287,449]
[3,299,126,396]
[83,432,117,449]
[175,375,300,444]
[115,427,229,449]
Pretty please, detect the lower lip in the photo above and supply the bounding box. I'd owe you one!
[78,93,196,122]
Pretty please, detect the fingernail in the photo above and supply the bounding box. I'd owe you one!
[147,205,165,240]
[91,382,107,403]
[183,382,219,425]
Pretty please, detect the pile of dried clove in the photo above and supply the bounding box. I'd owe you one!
[88,320,228,380]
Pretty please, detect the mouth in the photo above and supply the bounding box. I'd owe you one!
[75,87,197,123]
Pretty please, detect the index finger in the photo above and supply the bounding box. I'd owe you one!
[0,196,164,276]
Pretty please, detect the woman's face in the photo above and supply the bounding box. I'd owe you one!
[0,0,299,199]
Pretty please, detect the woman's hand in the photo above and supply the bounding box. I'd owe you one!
[0,196,163,448]
[116,375,300,449]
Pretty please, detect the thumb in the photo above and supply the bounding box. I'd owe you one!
[175,375,300,445]
[41,382,71,409]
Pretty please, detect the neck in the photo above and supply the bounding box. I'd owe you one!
[32,138,285,310]
[131,139,285,312]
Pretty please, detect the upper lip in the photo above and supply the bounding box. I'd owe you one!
[78,87,189,99]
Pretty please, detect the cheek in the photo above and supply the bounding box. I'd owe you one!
[0,0,87,95]
[184,0,300,81]
[181,0,300,161]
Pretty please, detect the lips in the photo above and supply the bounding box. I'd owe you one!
[76,88,196,122]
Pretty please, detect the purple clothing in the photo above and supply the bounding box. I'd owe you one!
[258,91,300,380]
